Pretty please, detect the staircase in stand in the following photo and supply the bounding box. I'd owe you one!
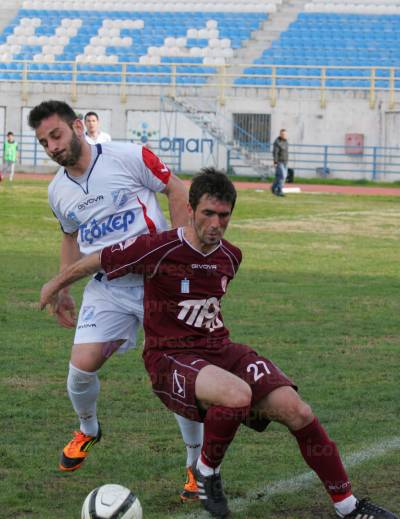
[162,94,271,177]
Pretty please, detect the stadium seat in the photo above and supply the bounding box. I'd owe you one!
[237,8,400,88]
[5,3,400,89]
[0,7,268,84]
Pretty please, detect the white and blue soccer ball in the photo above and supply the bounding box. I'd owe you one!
[81,484,143,519]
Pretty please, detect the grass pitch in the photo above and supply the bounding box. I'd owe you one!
[0,179,399,519]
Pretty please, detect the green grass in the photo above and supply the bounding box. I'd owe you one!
[0,179,399,519]
[177,173,400,188]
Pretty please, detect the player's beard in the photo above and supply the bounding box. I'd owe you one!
[194,222,221,248]
[54,132,82,167]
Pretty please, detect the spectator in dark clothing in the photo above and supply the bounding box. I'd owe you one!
[271,129,289,197]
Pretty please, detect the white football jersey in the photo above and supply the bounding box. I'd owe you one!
[85,131,112,145]
[48,142,170,286]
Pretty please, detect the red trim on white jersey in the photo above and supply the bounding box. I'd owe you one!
[142,146,171,184]
[137,195,157,234]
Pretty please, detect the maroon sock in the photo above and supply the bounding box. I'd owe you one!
[291,417,352,501]
[201,405,250,468]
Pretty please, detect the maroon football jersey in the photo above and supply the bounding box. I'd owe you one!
[100,228,242,350]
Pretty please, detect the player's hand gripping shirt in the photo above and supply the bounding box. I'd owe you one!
[48,143,170,285]
[100,228,242,350]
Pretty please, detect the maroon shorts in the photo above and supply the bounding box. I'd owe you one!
[143,342,297,432]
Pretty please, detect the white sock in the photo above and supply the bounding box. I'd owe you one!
[197,456,221,476]
[334,495,358,517]
[174,414,203,467]
[67,363,100,436]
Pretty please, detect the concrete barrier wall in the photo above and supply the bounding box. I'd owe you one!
[2,85,399,179]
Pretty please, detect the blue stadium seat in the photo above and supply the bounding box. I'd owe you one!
[0,9,268,84]
[0,71,22,80]
[235,12,400,87]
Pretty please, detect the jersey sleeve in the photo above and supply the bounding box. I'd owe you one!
[100,231,178,280]
[129,145,171,193]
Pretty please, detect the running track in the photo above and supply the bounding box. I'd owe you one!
[10,173,400,196]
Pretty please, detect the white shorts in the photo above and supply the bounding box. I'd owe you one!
[74,277,144,353]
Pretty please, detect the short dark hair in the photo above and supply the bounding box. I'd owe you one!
[189,168,237,211]
[28,100,78,129]
[7,131,14,136]
[84,111,99,121]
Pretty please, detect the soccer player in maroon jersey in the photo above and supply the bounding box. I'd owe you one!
[40,169,398,519]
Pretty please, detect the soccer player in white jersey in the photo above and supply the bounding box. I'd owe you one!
[28,100,202,500]
[84,111,112,144]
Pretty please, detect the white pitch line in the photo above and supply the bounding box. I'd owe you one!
[171,436,400,519]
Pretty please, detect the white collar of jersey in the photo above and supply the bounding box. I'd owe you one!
[178,227,221,257]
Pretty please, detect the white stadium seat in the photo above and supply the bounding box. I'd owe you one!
[206,20,218,29]
[222,47,234,57]
[176,37,187,47]
[221,38,231,48]
[190,46,202,56]
[165,37,176,47]
[208,29,219,39]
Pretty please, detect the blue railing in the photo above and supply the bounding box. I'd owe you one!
[227,142,400,181]
[2,134,399,181]
[288,143,400,181]
[0,135,182,173]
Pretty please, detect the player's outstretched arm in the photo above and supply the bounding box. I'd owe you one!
[163,173,189,227]
[40,252,101,311]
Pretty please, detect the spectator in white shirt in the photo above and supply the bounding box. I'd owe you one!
[84,111,111,144]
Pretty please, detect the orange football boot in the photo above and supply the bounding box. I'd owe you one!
[59,424,101,472]
[180,466,200,502]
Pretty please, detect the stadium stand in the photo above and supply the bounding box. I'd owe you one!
[0,1,277,84]
[237,1,400,88]
[0,0,399,90]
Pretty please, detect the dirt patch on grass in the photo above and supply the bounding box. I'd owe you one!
[2,376,43,390]
[231,210,400,238]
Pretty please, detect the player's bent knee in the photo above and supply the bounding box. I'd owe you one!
[220,380,252,408]
[259,387,314,428]
[281,398,313,430]
[293,401,313,429]
[71,341,124,371]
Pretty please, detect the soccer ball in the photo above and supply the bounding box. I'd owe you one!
[81,484,143,519]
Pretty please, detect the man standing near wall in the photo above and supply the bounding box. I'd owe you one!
[271,129,289,197]
[84,111,111,144]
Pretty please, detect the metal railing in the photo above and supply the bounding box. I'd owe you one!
[0,60,399,107]
[0,135,182,172]
[2,133,399,181]
[227,143,400,180]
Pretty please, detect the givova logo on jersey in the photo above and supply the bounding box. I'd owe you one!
[77,195,104,212]
[177,297,223,332]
